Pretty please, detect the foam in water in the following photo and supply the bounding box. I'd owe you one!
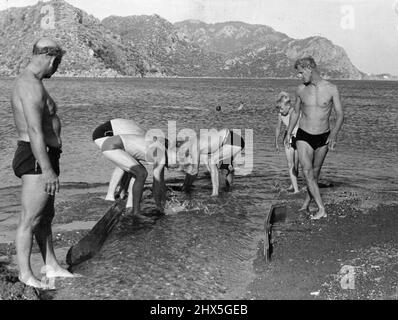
[164,196,212,216]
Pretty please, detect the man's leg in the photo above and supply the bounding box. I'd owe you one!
[297,141,326,218]
[285,147,299,193]
[211,145,241,195]
[16,175,51,288]
[310,145,329,219]
[34,196,74,278]
[294,149,300,184]
[102,149,153,223]
[126,176,136,209]
[105,167,125,201]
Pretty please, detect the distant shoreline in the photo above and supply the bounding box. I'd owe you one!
[1,75,396,82]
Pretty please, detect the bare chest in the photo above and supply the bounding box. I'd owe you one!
[300,86,333,111]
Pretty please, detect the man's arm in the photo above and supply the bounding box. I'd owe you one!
[181,138,200,192]
[208,161,219,197]
[47,97,62,148]
[152,160,167,211]
[327,85,344,150]
[275,114,282,151]
[19,81,59,195]
[285,89,301,147]
[52,114,62,148]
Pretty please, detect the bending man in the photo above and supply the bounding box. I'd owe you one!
[93,119,168,223]
[179,129,245,197]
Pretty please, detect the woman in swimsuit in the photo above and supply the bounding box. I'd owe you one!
[274,92,300,194]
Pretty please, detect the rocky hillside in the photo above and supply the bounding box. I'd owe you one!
[175,20,364,79]
[102,15,223,77]
[0,0,363,78]
[0,0,158,77]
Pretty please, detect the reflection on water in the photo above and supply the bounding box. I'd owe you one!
[0,78,397,299]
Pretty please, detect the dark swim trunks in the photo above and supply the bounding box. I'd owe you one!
[12,141,62,178]
[283,131,297,150]
[220,130,245,170]
[92,121,113,141]
[295,128,330,150]
[223,130,245,150]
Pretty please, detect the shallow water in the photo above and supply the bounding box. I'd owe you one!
[0,77,397,299]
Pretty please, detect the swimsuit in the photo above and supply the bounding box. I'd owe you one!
[92,121,113,141]
[12,141,61,178]
[295,128,330,150]
[283,131,297,150]
[280,112,299,150]
[219,130,245,171]
[222,130,245,150]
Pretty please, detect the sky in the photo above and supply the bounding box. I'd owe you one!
[1,0,397,75]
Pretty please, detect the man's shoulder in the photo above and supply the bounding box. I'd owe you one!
[321,80,338,92]
[15,74,44,98]
[16,71,41,87]
[296,84,306,93]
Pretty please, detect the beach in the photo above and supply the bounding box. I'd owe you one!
[1,77,397,300]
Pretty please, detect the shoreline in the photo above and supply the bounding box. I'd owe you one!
[0,75,396,82]
[1,180,397,300]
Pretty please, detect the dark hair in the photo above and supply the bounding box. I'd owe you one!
[33,44,66,57]
[294,56,317,70]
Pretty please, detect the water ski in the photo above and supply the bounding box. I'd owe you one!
[66,201,124,268]
[264,204,287,262]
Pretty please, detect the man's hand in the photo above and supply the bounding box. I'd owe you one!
[327,134,337,151]
[57,136,63,149]
[275,143,280,152]
[42,169,59,196]
[283,134,291,149]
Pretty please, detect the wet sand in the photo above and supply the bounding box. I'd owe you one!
[1,177,397,300]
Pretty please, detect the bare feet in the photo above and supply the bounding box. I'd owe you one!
[310,208,327,220]
[105,194,116,202]
[134,213,155,224]
[45,265,76,278]
[298,205,310,214]
[19,275,44,289]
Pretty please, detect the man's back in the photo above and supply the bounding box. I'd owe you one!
[12,71,59,147]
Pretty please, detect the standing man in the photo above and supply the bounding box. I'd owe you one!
[285,57,344,220]
[11,38,75,288]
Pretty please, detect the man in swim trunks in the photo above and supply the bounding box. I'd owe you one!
[178,129,245,196]
[93,119,169,223]
[285,56,344,220]
[11,38,75,288]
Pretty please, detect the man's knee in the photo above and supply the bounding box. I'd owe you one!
[129,167,148,181]
[302,168,314,179]
[19,211,42,230]
[313,167,322,179]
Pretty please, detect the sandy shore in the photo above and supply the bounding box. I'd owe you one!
[247,186,398,300]
[1,181,397,300]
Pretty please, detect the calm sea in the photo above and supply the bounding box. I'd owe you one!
[0,77,397,299]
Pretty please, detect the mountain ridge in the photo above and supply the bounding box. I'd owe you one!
[0,0,366,79]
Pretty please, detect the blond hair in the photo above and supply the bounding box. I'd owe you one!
[276,91,291,104]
